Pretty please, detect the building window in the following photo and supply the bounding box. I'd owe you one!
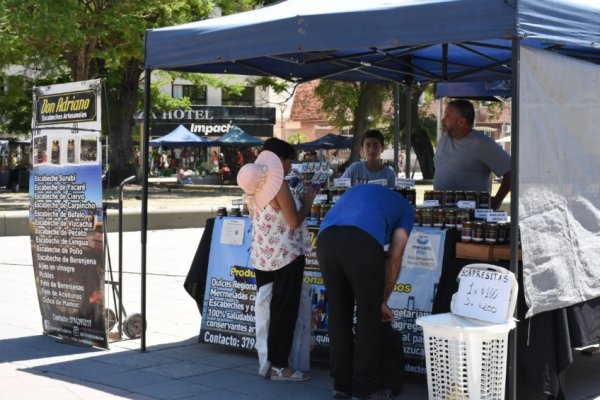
[222,87,255,106]
[173,84,207,105]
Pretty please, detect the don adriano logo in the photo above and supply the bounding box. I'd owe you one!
[36,90,97,125]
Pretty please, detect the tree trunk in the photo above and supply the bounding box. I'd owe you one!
[348,83,385,163]
[105,60,142,187]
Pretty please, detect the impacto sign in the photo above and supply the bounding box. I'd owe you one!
[35,90,97,125]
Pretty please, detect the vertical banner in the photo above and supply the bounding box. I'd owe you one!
[30,80,107,348]
[200,217,257,350]
[305,225,329,348]
[390,226,446,376]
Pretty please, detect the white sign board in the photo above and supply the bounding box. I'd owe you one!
[220,219,245,245]
[334,178,351,187]
[452,266,515,324]
[368,179,388,186]
[395,178,415,188]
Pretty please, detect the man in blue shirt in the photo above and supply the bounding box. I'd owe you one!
[317,184,414,399]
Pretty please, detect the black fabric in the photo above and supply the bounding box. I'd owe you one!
[317,226,386,398]
[380,322,405,395]
[566,296,600,348]
[254,255,305,368]
[183,217,215,314]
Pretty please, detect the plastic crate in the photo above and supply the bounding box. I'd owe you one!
[416,264,517,400]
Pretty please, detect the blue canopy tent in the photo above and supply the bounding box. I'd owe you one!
[141,2,600,396]
[295,133,352,151]
[211,126,263,146]
[148,124,212,147]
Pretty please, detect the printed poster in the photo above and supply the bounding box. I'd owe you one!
[390,226,446,375]
[29,79,107,348]
[200,217,257,350]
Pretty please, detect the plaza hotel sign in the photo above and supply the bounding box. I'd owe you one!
[150,105,276,137]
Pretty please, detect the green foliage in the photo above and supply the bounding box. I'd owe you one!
[286,132,308,145]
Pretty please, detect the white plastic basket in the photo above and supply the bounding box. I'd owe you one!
[416,264,518,400]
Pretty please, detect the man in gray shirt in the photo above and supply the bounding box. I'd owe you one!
[433,100,511,210]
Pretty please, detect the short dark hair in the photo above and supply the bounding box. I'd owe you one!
[361,129,385,146]
[261,137,296,160]
[448,100,475,127]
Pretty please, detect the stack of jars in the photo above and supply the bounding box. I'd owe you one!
[412,189,512,245]
[308,187,347,223]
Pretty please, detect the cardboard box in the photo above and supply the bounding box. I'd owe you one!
[456,242,522,261]
[456,242,493,261]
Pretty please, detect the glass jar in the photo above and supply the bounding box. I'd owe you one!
[310,204,321,221]
[473,221,485,243]
[405,188,416,207]
[421,208,433,227]
[433,190,444,207]
[479,191,491,209]
[465,191,478,208]
[414,207,421,226]
[485,222,498,244]
[445,209,457,228]
[444,191,456,208]
[433,209,445,228]
[320,203,331,221]
[454,190,466,203]
[216,207,228,217]
[424,190,434,202]
[461,221,473,242]
[231,207,242,217]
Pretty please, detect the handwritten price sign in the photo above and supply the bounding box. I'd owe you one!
[452,266,516,324]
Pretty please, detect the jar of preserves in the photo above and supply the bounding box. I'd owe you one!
[444,191,456,208]
[242,204,250,216]
[310,204,321,221]
[454,190,466,203]
[445,209,457,228]
[433,190,444,207]
[405,188,416,207]
[461,221,473,242]
[485,222,498,244]
[496,222,507,244]
[478,191,491,209]
[457,209,470,230]
[421,208,433,227]
[473,221,485,243]
[433,209,445,228]
[465,191,478,208]
[424,190,434,202]
[216,207,228,217]
[231,207,242,217]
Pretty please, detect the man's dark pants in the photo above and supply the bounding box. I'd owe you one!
[317,226,385,397]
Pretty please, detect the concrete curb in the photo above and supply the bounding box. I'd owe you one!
[1,207,219,237]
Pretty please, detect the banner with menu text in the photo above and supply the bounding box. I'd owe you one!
[29,79,107,348]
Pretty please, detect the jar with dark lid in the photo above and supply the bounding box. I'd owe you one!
[405,188,416,207]
[231,207,242,217]
[421,208,433,227]
[496,223,505,244]
[310,204,321,221]
[321,188,331,204]
[216,207,228,217]
[433,190,444,207]
[242,204,250,216]
[433,209,445,228]
[454,190,466,203]
[485,222,498,244]
[478,191,491,209]
[424,190,434,202]
[473,221,485,243]
[457,209,470,230]
[444,191,456,208]
[465,191,478,207]
[461,221,473,242]
[445,209,457,228]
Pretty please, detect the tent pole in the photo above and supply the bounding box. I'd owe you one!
[507,37,521,400]
[141,68,151,352]
[393,83,400,174]
[405,85,412,178]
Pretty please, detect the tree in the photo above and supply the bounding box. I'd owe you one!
[0,0,265,185]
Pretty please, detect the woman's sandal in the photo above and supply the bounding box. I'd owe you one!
[269,366,310,382]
